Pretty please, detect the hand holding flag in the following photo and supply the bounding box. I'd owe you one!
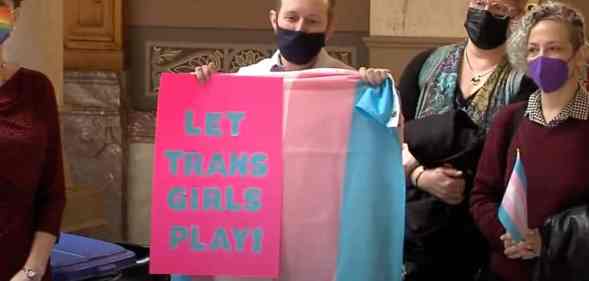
[498,149,528,242]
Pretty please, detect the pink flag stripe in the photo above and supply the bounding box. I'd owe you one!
[501,197,527,235]
[279,70,358,281]
[506,174,527,203]
[503,177,527,213]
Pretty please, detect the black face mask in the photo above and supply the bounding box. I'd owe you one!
[464,8,510,50]
[276,25,326,65]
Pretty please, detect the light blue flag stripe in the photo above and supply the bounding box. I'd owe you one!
[170,275,195,281]
[498,152,527,242]
[335,78,406,281]
[498,206,524,242]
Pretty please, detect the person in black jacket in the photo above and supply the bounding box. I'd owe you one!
[397,1,537,280]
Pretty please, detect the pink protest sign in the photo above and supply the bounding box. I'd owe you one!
[150,73,283,277]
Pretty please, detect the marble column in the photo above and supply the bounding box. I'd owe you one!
[60,71,126,241]
[127,111,156,244]
[365,0,467,78]
[370,0,467,38]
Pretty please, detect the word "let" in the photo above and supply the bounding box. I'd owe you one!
[184,111,246,137]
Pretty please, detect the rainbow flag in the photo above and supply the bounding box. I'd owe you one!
[0,6,11,43]
[172,69,405,281]
[498,149,528,242]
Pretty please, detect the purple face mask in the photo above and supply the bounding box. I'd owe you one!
[527,56,570,93]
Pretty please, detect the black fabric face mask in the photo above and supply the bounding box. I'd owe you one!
[276,25,326,65]
[464,8,510,50]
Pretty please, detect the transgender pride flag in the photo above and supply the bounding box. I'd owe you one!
[279,69,405,281]
[171,69,406,281]
[498,149,528,242]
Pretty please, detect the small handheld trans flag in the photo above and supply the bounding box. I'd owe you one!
[498,149,528,242]
[0,5,12,43]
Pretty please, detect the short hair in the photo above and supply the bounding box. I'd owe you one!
[275,0,336,19]
[497,0,530,17]
[2,0,23,8]
[507,1,587,72]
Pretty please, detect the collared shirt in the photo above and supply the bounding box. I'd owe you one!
[235,48,401,128]
[237,49,354,75]
[525,86,589,127]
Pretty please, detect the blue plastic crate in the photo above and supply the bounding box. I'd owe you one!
[51,233,137,281]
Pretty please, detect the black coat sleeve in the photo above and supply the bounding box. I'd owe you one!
[398,48,435,121]
[535,205,589,281]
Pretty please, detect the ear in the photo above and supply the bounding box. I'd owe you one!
[325,17,335,42]
[269,9,278,33]
[9,6,19,25]
[11,10,17,25]
[570,46,587,77]
[581,44,588,66]
[574,45,586,68]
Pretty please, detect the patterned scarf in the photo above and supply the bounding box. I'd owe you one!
[415,42,525,131]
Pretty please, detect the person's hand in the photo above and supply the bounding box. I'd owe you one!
[402,144,419,175]
[522,228,542,259]
[10,269,44,281]
[502,232,529,259]
[501,232,521,259]
[415,166,465,205]
[501,229,541,259]
[192,62,217,83]
[359,67,390,86]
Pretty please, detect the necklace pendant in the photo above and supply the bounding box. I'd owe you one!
[471,75,481,86]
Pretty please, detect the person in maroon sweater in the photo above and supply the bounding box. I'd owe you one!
[0,0,66,281]
[471,3,589,281]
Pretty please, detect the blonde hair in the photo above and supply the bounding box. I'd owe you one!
[508,1,587,72]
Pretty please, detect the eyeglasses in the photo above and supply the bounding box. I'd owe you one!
[470,0,515,19]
